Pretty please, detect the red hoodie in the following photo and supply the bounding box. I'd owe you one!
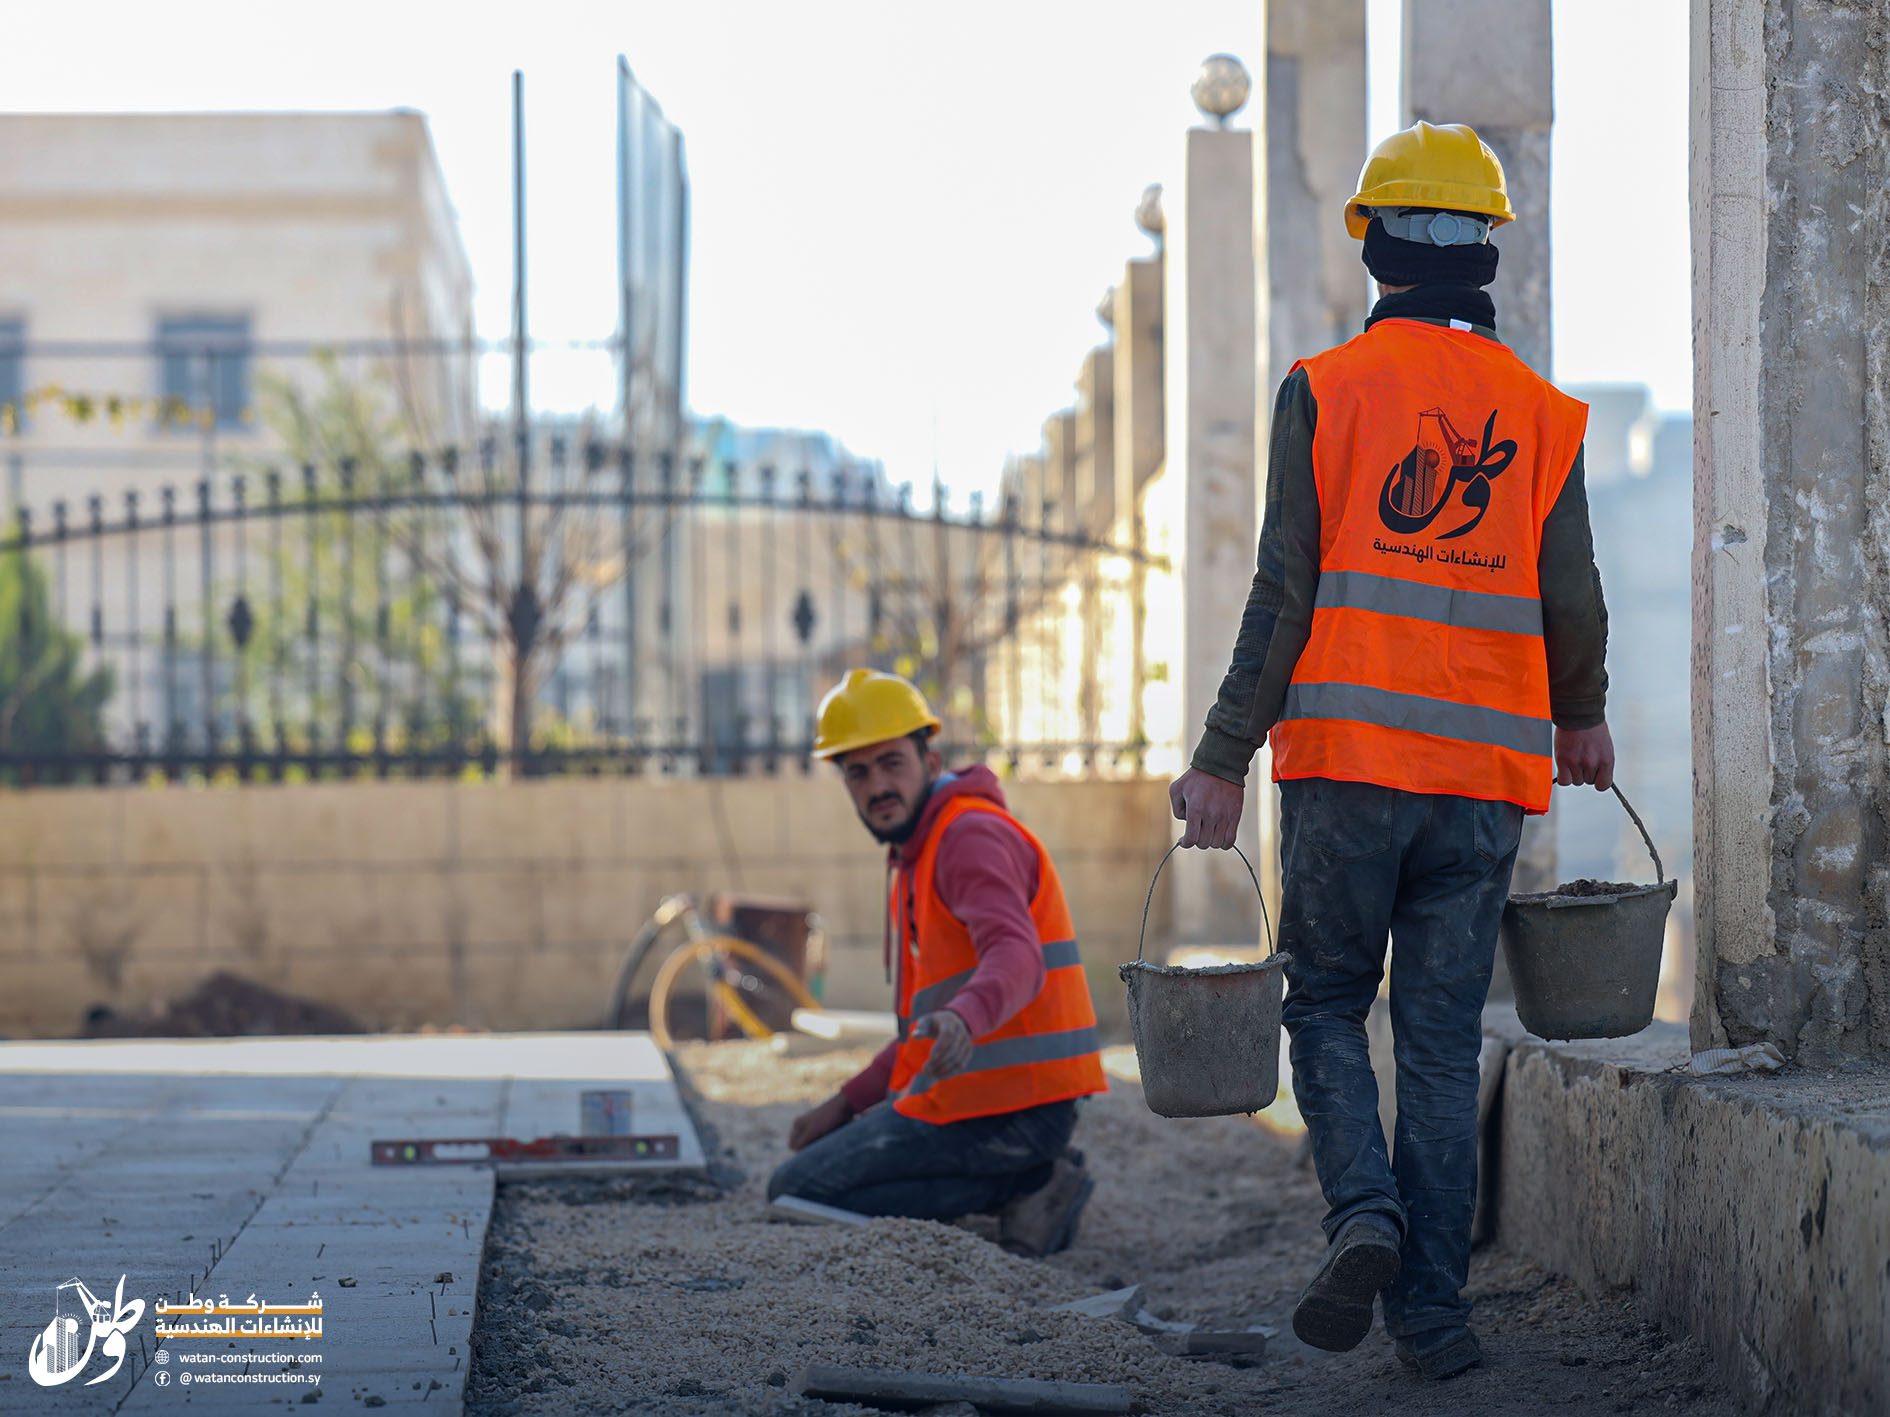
[838,766,1048,1114]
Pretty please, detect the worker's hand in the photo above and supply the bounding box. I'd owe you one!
[1555,722,1616,791]
[909,1010,974,1092]
[1169,767,1245,849]
[787,1091,853,1151]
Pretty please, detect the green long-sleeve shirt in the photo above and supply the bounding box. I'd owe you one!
[1191,296,1611,786]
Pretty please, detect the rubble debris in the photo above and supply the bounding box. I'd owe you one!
[1046,1285,1145,1321]
[80,970,365,1038]
[1129,1309,1196,1336]
[768,1194,871,1226]
[1151,1326,1273,1358]
[791,1364,1132,1415]
[1688,1043,1787,1076]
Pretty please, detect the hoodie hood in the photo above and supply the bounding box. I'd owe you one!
[887,764,1009,868]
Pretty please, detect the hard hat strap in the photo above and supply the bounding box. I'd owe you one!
[1374,207,1492,247]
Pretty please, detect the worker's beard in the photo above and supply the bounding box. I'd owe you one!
[860,775,937,846]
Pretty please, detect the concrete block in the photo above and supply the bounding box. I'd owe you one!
[0,958,113,1036]
[0,787,125,868]
[450,865,545,952]
[122,787,260,867]
[534,861,642,950]
[247,780,451,867]
[32,868,203,971]
[0,869,32,960]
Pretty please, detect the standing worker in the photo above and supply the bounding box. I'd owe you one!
[769,669,1108,1256]
[1169,123,1613,1379]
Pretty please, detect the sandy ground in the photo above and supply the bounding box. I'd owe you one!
[465,1041,1743,1417]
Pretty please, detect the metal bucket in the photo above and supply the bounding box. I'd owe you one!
[1119,843,1289,1118]
[1502,786,1676,1040]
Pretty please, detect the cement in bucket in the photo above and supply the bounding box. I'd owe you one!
[1501,785,1677,1041]
[1118,842,1288,1118]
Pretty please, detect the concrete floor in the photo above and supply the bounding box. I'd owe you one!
[0,1033,702,1412]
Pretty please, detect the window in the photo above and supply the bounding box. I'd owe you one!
[0,319,23,433]
[156,315,252,430]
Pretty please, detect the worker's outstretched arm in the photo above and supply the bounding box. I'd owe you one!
[1173,370,1321,846]
[1539,444,1614,788]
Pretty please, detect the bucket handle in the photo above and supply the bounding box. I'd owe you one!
[1136,840,1276,962]
[1612,783,1665,886]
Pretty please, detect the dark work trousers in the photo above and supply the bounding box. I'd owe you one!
[766,1097,1076,1220]
[1279,775,1522,1342]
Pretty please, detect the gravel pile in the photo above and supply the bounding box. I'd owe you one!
[467,1040,1740,1416]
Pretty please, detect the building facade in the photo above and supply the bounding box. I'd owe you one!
[0,111,476,511]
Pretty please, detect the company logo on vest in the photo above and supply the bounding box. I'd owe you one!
[1378,407,1517,541]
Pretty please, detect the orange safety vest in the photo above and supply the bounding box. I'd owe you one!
[1270,318,1588,814]
[887,796,1108,1124]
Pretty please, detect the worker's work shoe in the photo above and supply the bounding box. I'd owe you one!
[1395,1326,1484,1380]
[1291,1217,1403,1352]
[997,1153,1094,1258]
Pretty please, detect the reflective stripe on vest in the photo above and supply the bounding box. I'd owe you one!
[897,1024,1103,1099]
[906,937,1084,1022]
[1270,318,1588,814]
[1280,683,1553,758]
[1315,570,1543,638]
[887,796,1108,1124]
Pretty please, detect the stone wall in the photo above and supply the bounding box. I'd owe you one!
[1498,1027,1889,1415]
[0,776,1177,1040]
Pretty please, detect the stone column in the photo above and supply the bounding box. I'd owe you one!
[1114,254,1164,761]
[1260,0,1369,912]
[1692,0,1890,1060]
[1403,0,1557,897]
[1114,255,1165,517]
[1075,348,1115,758]
[1076,347,1116,538]
[1168,121,1263,945]
[1267,0,1369,392]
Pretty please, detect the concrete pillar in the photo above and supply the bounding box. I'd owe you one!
[1266,0,1369,391]
[1403,0,1557,898]
[1076,347,1116,538]
[1692,0,1890,1060]
[1168,122,1263,945]
[1075,348,1114,758]
[1113,256,1162,761]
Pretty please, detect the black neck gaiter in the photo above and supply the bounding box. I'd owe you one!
[1361,215,1500,289]
[1365,286,1498,333]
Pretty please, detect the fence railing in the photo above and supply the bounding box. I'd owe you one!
[0,431,1162,785]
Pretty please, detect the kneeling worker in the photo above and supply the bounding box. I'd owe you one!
[768,669,1107,1256]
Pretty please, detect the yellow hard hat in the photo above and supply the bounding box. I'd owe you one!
[1344,121,1515,240]
[812,668,942,760]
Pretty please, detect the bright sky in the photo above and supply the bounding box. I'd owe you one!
[9,0,1690,499]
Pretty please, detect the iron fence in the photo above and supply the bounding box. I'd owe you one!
[0,430,1162,784]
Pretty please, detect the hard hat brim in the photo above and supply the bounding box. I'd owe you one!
[811,716,943,761]
[1345,181,1517,240]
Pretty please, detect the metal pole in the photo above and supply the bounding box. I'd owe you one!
[616,57,629,430]
[511,69,529,462]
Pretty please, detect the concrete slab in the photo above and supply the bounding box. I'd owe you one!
[0,1031,703,1412]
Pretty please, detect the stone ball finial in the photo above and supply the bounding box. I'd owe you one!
[1192,53,1251,124]
[1135,183,1165,237]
